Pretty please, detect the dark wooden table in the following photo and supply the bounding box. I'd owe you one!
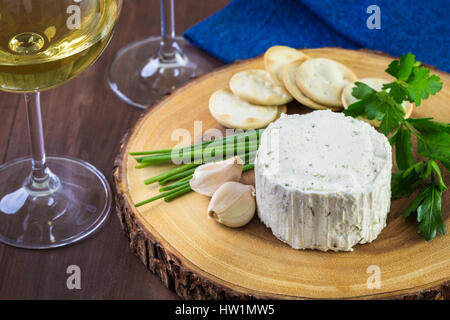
[0,0,229,299]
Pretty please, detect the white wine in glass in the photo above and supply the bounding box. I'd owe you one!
[0,0,123,249]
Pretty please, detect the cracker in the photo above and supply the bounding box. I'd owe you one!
[296,58,357,107]
[229,69,293,105]
[209,89,282,129]
[264,45,309,86]
[403,101,414,119]
[282,60,341,111]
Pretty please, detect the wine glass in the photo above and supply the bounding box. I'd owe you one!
[0,0,123,249]
[108,0,217,109]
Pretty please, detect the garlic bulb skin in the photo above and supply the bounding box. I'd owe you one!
[190,156,244,196]
[208,182,256,228]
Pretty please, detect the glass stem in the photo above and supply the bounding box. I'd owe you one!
[159,0,177,63]
[24,92,59,194]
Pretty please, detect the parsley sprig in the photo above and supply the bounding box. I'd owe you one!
[343,53,449,241]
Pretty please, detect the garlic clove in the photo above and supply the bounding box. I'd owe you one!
[208,181,256,228]
[190,156,244,197]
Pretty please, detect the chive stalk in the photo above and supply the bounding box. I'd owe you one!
[159,175,193,192]
[137,141,259,166]
[143,163,198,185]
[164,186,192,202]
[132,130,262,206]
[158,167,197,185]
[133,129,263,160]
[142,150,257,185]
[134,183,190,207]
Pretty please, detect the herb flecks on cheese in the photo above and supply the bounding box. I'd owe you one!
[255,110,392,251]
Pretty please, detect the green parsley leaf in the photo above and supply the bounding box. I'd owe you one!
[416,131,450,170]
[346,89,404,135]
[406,67,443,106]
[417,184,446,241]
[389,127,400,146]
[406,118,450,135]
[364,95,386,121]
[351,82,376,99]
[403,183,446,241]
[419,160,434,180]
[429,160,447,191]
[378,94,405,134]
[343,99,368,118]
[391,161,427,199]
[385,53,415,81]
[348,53,448,242]
[394,127,414,170]
[402,185,430,219]
[382,81,409,104]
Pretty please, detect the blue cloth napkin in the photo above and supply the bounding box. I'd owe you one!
[184,0,450,72]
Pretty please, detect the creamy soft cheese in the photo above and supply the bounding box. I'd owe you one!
[255,110,392,251]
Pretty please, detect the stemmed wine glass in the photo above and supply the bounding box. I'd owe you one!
[108,0,217,109]
[0,0,123,249]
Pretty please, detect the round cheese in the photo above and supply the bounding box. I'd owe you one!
[255,110,392,251]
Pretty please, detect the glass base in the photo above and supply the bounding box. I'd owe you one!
[0,156,111,249]
[108,36,217,109]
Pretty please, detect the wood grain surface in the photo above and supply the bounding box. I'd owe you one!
[115,48,450,299]
[0,0,229,300]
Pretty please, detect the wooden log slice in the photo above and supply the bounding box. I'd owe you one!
[113,48,450,300]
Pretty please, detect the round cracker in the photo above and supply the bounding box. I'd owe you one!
[342,78,414,127]
[209,89,282,129]
[229,69,293,106]
[263,45,309,86]
[282,60,341,111]
[403,101,414,119]
[296,58,357,107]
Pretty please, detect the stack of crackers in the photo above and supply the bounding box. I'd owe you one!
[209,45,413,129]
